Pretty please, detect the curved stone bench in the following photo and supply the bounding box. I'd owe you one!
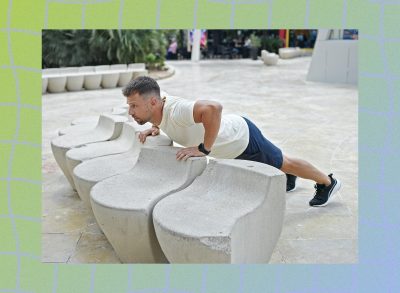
[42,78,48,94]
[153,159,286,263]
[128,63,148,79]
[61,107,131,136]
[71,115,99,126]
[66,73,84,91]
[72,134,172,206]
[101,72,120,88]
[111,64,134,87]
[90,146,207,263]
[262,53,279,66]
[43,64,151,93]
[65,121,138,184]
[58,123,95,136]
[81,67,102,90]
[51,114,128,190]
[278,47,302,59]
[47,76,67,93]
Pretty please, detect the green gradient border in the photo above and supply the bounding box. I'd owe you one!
[1,0,399,292]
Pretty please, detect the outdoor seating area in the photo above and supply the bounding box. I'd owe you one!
[43,57,357,264]
[42,63,148,93]
[49,108,286,263]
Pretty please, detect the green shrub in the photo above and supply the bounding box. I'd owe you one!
[42,30,170,68]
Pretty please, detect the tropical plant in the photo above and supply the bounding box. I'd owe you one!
[42,30,93,68]
[42,30,169,68]
[260,36,284,54]
[249,33,261,48]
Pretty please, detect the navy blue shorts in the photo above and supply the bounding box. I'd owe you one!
[235,117,283,169]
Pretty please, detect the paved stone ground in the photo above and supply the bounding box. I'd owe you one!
[42,57,358,264]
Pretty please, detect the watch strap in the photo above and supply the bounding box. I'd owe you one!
[198,143,210,155]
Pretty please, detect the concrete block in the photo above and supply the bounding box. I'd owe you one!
[101,72,120,88]
[66,121,138,190]
[72,134,172,206]
[42,78,48,94]
[83,73,102,90]
[51,114,127,190]
[90,146,207,263]
[47,76,67,93]
[66,74,84,91]
[262,53,279,66]
[279,47,301,59]
[153,159,286,263]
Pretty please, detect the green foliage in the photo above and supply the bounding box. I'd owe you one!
[42,30,92,68]
[260,36,284,54]
[145,52,165,70]
[42,30,171,68]
[249,33,261,48]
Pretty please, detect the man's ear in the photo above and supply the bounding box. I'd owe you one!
[150,96,157,106]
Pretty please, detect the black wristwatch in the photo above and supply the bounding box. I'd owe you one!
[198,143,211,155]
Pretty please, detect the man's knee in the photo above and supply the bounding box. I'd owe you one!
[280,155,295,173]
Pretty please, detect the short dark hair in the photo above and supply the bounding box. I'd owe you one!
[122,76,160,99]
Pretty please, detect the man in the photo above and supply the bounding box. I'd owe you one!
[123,76,341,207]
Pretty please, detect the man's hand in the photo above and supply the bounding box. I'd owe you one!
[138,126,160,143]
[176,146,206,161]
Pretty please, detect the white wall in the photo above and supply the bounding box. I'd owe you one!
[307,34,358,85]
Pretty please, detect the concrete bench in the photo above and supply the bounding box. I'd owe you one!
[65,121,138,186]
[111,64,134,87]
[44,68,78,93]
[51,114,128,190]
[47,75,67,93]
[261,50,279,66]
[60,107,131,136]
[278,47,302,59]
[42,78,48,94]
[153,159,286,263]
[42,64,149,93]
[66,122,168,200]
[90,146,207,263]
[58,123,95,136]
[94,65,119,89]
[128,63,148,79]
[72,134,172,206]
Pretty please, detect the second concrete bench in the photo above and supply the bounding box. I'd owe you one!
[153,159,286,263]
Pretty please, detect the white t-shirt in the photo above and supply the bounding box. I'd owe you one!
[159,95,249,159]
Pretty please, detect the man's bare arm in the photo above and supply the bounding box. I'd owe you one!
[176,100,222,160]
[193,100,222,151]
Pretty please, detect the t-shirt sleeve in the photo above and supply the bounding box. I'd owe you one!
[170,99,196,127]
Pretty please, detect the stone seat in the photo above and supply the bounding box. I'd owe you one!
[128,63,148,79]
[71,115,99,126]
[90,146,207,263]
[60,107,131,136]
[261,51,279,66]
[110,64,134,87]
[83,73,102,90]
[42,78,48,94]
[72,134,172,206]
[152,159,286,263]
[51,114,127,190]
[278,47,302,59]
[65,122,138,188]
[47,76,67,93]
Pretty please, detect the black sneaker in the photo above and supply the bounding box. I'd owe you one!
[309,174,341,207]
[286,174,297,192]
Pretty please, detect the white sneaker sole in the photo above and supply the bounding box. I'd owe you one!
[311,179,342,207]
[286,186,297,193]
